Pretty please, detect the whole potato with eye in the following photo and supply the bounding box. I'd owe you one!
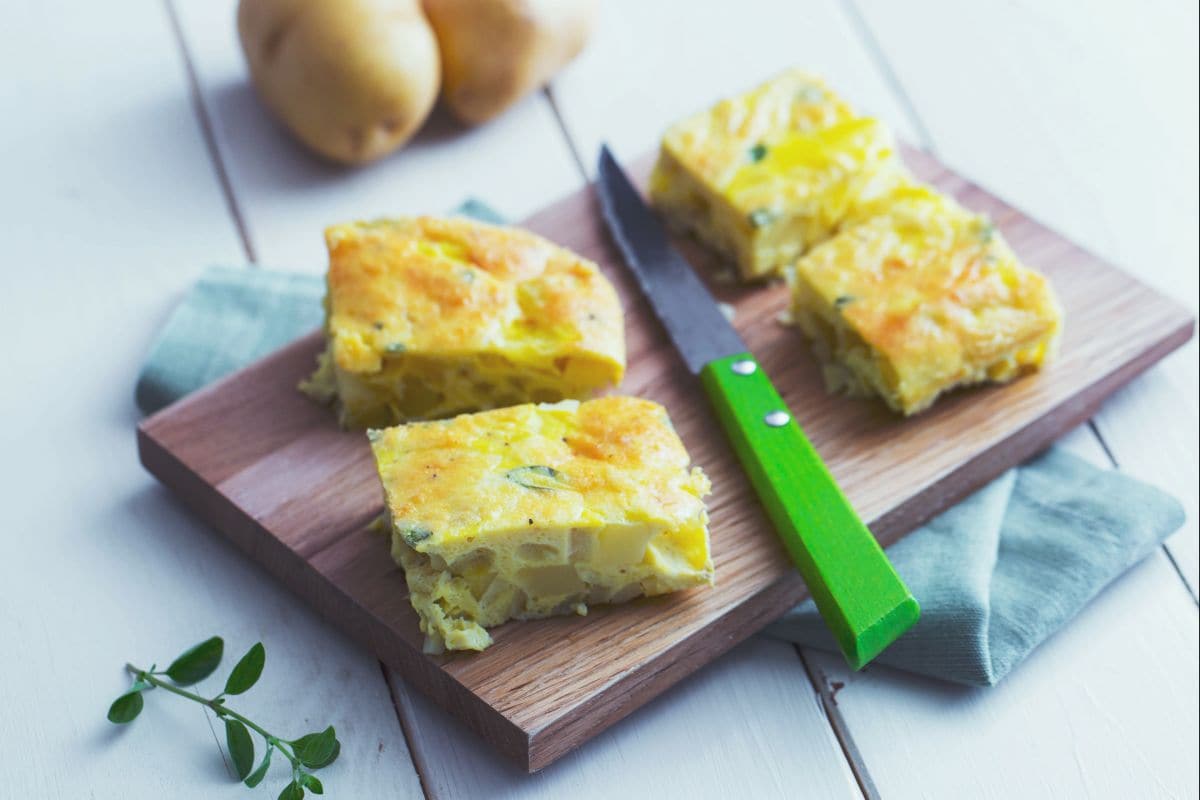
[237,0,440,165]
[422,0,598,125]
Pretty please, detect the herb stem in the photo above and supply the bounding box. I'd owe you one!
[111,637,338,797]
[124,663,299,764]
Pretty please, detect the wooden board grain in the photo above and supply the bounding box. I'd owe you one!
[137,147,1194,772]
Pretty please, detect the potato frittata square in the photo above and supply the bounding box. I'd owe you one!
[370,397,714,653]
[789,186,1062,415]
[303,216,626,428]
[649,69,907,281]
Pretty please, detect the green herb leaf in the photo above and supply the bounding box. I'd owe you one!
[244,744,273,788]
[107,691,144,724]
[748,142,768,163]
[293,726,339,769]
[399,524,434,548]
[366,429,383,444]
[225,719,255,780]
[224,642,266,696]
[833,295,856,310]
[109,638,340,795]
[796,85,825,103]
[977,221,995,243]
[505,465,568,492]
[384,342,407,354]
[165,637,224,686]
[748,209,776,229]
[318,739,340,769]
[300,774,325,795]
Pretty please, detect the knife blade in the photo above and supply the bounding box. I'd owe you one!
[596,146,919,669]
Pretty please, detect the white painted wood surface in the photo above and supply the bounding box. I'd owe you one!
[392,638,861,800]
[805,552,1198,800]
[0,1,421,798]
[3,0,1196,797]
[804,426,1200,799]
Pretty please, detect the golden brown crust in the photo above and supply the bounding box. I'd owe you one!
[370,397,714,652]
[648,70,907,280]
[310,216,626,426]
[790,185,1063,414]
[370,397,709,546]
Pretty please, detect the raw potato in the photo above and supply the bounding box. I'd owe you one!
[237,0,440,165]
[423,0,598,125]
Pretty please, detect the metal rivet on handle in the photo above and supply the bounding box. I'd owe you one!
[764,410,790,427]
[730,359,757,376]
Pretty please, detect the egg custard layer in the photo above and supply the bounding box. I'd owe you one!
[370,397,714,653]
[648,70,907,281]
[789,185,1063,415]
[303,216,626,428]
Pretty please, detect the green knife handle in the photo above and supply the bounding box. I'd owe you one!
[700,352,920,669]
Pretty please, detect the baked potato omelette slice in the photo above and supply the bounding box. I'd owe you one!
[649,69,907,281]
[789,185,1063,415]
[370,397,714,653]
[304,216,625,427]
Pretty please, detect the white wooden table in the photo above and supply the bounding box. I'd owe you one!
[3,1,1196,797]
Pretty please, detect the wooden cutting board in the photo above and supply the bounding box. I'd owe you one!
[138,146,1193,772]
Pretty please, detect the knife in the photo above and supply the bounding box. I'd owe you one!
[595,146,919,669]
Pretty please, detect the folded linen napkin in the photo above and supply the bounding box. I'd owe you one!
[135,267,325,415]
[135,209,1184,687]
[764,452,1182,684]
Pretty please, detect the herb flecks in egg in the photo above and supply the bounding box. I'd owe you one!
[400,524,434,547]
[748,209,777,229]
[505,465,568,492]
[371,398,715,653]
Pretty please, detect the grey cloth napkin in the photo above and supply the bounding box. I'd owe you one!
[135,267,325,415]
[135,206,1185,687]
[765,452,1183,684]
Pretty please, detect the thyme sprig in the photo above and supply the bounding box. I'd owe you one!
[108,637,340,799]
